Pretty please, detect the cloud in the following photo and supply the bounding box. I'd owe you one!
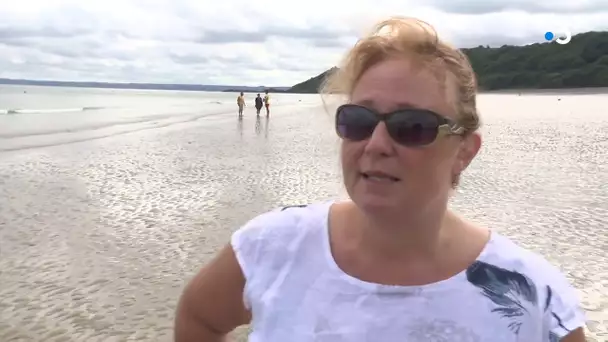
[169,52,209,65]
[424,0,608,14]
[0,0,607,86]
[188,25,353,44]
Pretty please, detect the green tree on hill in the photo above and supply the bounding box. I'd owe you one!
[288,31,608,93]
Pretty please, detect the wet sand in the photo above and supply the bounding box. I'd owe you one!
[0,95,607,341]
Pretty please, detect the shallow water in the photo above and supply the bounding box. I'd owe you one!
[0,88,606,341]
[0,85,311,152]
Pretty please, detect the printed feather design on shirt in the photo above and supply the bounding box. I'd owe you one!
[545,285,572,341]
[549,332,560,342]
[466,261,538,335]
[281,204,308,211]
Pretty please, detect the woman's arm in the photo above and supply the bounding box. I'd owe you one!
[560,327,586,342]
[174,245,251,342]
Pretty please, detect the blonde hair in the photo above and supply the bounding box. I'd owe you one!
[321,16,480,134]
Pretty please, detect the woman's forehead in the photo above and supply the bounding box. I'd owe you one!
[351,59,456,118]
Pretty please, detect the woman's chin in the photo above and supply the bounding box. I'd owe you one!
[354,194,400,214]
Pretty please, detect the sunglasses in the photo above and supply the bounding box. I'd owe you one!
[335,104,465,147]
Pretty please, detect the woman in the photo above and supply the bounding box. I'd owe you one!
[263,90,271,116]
[255,93,263,116]
[237,92,245,117]
[175,17,586,341]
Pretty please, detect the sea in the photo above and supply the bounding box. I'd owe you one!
[0,84,606,341]
[0,85,315,152]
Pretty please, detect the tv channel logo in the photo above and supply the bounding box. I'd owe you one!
[544,30,572,45]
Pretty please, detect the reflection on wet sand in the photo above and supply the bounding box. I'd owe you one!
[255,115,261,135]
[237,115,243,138]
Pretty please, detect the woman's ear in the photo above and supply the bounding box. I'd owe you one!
[453,132,482,175]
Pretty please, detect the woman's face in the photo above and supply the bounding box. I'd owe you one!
[340,58,481,215]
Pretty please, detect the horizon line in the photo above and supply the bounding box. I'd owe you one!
[0,77,292,89]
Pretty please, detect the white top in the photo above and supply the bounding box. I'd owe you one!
[231,202,586,341]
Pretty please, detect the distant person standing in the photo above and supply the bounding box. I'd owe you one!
[254,93,263,116]
[263,90,271,117]
[237,92,245,117]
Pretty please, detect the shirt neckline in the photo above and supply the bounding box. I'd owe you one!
[319,201,495,294]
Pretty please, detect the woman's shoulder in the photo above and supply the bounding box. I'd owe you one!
[232,202,330,242]
[230,202,331,275]
[479,233,573,287]
[472,233,586,339]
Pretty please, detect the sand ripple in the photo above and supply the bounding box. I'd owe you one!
[0,95,607,341]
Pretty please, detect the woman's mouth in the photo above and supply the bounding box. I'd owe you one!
[361,171,400,182]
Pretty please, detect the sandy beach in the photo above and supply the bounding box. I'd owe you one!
[0,90,607,341]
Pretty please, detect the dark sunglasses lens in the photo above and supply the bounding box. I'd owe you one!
[336,106,377,141]
[387,110,440,146]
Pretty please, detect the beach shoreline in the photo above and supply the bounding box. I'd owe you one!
[3,82,608,97]
[480,87,608,95]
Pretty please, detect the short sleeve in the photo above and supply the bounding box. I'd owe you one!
[543,267,586,339]
[230,225,253,309]
[230,206,304,310]
[231,209,278,309]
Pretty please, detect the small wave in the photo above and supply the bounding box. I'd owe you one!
[0,109,234,140]
[0,109,234,152]
[0,115,157,139]
[0,107,104,114]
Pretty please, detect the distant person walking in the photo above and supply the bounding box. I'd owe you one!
[263,90,271,117]
[254,93,263,116]
[237,92,245,117]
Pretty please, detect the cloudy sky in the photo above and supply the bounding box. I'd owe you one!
[0,0,607,87]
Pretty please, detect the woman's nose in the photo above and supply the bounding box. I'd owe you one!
[364,122,395,156]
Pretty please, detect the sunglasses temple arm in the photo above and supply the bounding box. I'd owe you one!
[452,126,465,135]
[440,124,466,135]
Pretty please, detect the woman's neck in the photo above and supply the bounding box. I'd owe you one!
[344,201,459,262]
